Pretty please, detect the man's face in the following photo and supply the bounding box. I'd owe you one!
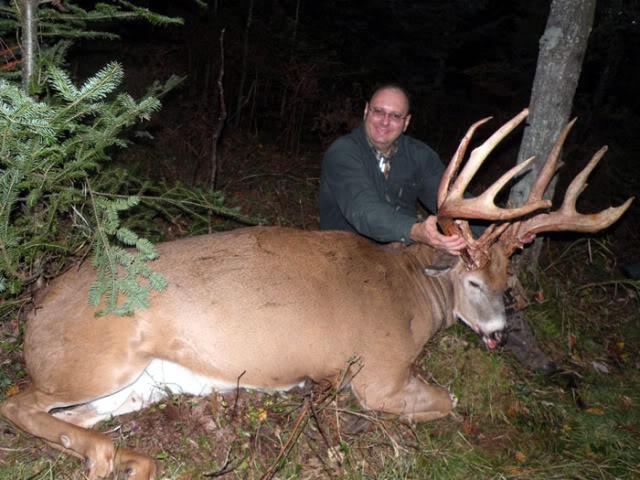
[363,88,411,155]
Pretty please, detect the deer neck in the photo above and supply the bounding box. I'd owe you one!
[401,243,457,336]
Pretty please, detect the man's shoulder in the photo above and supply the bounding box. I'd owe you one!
[325,128,367,160]
[400,134,438,158]
[398,134,443,176]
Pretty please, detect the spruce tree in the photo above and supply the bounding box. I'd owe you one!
[0,62,169,315]
[0,1,230,317]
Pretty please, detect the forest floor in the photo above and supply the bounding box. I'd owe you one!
[1,130,639,479]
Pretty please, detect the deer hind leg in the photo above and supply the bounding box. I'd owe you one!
[351,368,456,422]
[0,386,156,479]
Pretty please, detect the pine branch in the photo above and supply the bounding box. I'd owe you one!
[51,62,124,119]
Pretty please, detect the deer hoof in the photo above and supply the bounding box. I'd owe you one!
[449,392,458,409]
[83,444,115,479]
[117,450,157,480]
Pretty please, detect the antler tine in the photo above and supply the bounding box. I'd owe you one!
[448,108,529,200]
[512,146,635,238]
[437,116,493,209]
[477,222,510,247]
[528,118,576,202]
[564,146,607,212]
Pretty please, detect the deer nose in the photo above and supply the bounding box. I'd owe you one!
[489,330,508,348]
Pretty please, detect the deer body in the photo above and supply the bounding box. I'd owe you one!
[27,227,459,406]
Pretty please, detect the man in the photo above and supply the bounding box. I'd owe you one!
[319,84,465,253]
[319,84,555,374]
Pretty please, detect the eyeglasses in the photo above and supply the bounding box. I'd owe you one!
[368,106,409,123]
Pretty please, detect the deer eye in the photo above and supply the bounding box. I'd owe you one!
[468,280,482,289]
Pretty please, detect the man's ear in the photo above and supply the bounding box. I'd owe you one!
[364,102,370,120]
[402,113,412,132]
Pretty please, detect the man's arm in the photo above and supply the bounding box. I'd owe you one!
[409,143,466,254]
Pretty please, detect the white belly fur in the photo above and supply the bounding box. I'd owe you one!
[53,358,304,428]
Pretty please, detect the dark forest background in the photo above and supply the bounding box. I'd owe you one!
[68,0,639,261]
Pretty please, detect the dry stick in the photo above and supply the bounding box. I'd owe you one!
[305,361,363,466]
[210,28,227,190]
[308,396,342,467]
[230,370,246,420]
[260,360,362,479]
[260,395,312,480]
[204,445,245,478]
[303,433,337,479]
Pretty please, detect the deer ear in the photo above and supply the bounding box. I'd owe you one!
[423,265,452,277]
[423,253,458,277]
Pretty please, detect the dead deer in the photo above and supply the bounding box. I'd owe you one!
[0,109,632,479]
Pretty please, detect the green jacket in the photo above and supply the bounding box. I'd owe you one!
[319,125,445,244]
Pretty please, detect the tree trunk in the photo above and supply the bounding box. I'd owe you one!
[233,0,254,127]
[508,0,596,270]
[290,0,301,58]
[210,29,227,190]
[19,0,40,93]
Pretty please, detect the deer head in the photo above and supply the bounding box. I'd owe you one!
[434,108,634,348]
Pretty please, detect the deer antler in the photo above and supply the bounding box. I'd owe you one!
[437,109,634,269]
[437,109,548,269]
[499,140,634,256]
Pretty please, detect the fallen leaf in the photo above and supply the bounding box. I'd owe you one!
[506,403,519,419]
[515,451,527,463]
[462,416,478,435]
[6,384,19,397]
[585,407,605,416]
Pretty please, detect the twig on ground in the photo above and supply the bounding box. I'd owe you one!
[204,446,245,477]
[304,432,337,478]
[260,394,311,480]
[230,370,246,419]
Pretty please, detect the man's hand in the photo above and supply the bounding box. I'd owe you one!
[410,216,467,255]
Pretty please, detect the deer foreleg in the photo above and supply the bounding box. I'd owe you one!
[352,373,456,422]
[0,387,156,479]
